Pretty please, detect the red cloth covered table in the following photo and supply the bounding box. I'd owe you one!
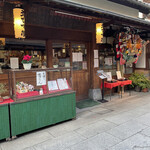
[101,80,132,89]
[102,81,121,89]
[0,98,14,105]
[119,80,132,87]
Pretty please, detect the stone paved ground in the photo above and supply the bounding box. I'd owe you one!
[1,91,150,150]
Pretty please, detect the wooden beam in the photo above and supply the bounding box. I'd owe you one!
[0,21,92,41]
[46,40,53,68]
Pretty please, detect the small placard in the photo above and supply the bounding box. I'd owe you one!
[106,72,112,81]
[94,50,98,58]
[57,78,69,90]
[48,80,59,91]
[36,71,46,86]
[94,59,99,68]
[72,53,78,62]
[116,71,122,79]
[10,57,19,69]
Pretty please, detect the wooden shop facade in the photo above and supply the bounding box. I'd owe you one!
[0,0,150,101]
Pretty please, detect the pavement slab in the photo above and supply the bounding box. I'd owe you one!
[107,120,148,140]
[0,131,53,150]
[135,113,150,126]
[33,131,86,150]
[47,113,103,137]
[69,132,121,150]
[23,147,35,150]
[75,119,117,138]
[108,133,150,150]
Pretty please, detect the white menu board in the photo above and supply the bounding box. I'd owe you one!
[72,53,78,62]
[57,78,69,90]
[72,53,83,62]
[48,80,59,91]
[106,72,112,81]
[78,52,83,62]
[94,50,98,58]
[116,71,122,79]
[36,71,46,86]
[94,59,99,68]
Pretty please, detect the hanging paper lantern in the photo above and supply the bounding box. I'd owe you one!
[96,23,103,44]
[13,8,25,39]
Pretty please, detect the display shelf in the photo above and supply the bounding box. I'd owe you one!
[8,67,73,101]
[5,67,76,138]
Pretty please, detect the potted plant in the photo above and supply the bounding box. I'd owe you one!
[129,73,150,92]
[0,83,7,102]
[21,55,32,70]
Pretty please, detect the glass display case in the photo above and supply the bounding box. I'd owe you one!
[8,67,73,101]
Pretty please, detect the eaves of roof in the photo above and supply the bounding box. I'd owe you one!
[50,0,150,30]
[107,0,150,14]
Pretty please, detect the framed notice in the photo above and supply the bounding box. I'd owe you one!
[48,80,59,91]
[36,71,46,86]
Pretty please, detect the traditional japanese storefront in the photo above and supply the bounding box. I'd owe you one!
[0,0,150,101]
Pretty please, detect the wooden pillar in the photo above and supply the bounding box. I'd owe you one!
[117,60,120,71]
[46,40,53,68]
[90,31,96,89]
[117,60,121,93]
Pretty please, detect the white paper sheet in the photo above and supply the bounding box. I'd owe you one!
[116,71,122,79]
[36,71,46,86]
[94,50,98,58]
[48,80,59,91]
[72,53,78,62]
[10,57,19,69]
[106,72,112,81]
[94,59,99,68]
[78,52,83,62]
[82,61,87,69]
[57,78,69,90]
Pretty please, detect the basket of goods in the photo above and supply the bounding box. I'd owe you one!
[16,82,38,99]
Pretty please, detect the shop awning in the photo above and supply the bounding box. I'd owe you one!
[48,0,150,31]
[107,0,150,14]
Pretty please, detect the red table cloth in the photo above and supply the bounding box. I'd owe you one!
[0,98,14,105]
[101,80,132,89]
[104,81,121,89]
[101,81,121,89]
[119,80,132,87]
